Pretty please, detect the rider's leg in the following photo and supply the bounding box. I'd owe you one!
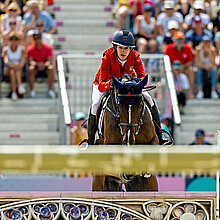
[88,108,96,144]
[88,84,107,144]
[151,101,170,145]
[142,91,170,145]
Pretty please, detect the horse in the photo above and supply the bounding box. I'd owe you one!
[92,74,159,192]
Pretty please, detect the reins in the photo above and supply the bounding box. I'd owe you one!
[105,88,145,144]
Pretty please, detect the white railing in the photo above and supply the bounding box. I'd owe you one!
[56,53,181,144]
[57,55,71,144]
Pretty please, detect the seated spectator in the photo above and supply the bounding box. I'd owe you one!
[154,0,165,19]
[133,4,157,54]
[115,0,132,30]
[27,30,55,98]
[156,0,183,38]
[2,31,26,101]
[214,30,220,52]
[161,19,179,52]
[184,0,210,30]
[24,0,57,34]
[0,0,19,15]
[211,7,220,35]
[190,129,212,145]
[70,112,88,145]
[26,19,54,47]
[0,2,23,37]
[23,0,47,14]
[185,15,212,50]
[2,17,24,47]
[160,114,172,134]
[172,60,189,114]
[176,0,191,18]
[130,0,153,19]
[195,35,219,99]
[165,31,195,99]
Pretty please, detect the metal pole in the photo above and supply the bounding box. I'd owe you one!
[216,130,219,219]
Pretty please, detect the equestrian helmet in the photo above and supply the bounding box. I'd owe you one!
[112,30,135,48]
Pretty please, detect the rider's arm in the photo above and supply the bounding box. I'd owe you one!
[98,56,112,92]
[134,54,146,79]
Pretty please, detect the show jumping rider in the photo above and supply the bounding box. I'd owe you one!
[88,30,169,145]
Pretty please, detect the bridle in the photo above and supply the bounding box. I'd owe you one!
[105,87,145,145]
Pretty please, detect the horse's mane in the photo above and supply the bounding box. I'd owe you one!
[118,74,140,83]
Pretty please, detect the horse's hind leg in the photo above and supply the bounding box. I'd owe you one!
[126,175,158,191]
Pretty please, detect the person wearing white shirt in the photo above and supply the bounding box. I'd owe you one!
[172,60,189,114]
[184,0,210,30]
[157,0,183,36]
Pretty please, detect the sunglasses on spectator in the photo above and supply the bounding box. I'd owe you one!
[176,38,184,42]
[9,9,17,12]
[36,24,44,27]
[33,35,41,40]
[9,22,16,25]
[10,37,19,41]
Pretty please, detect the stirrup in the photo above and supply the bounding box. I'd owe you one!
[160,129,174,146]
[161,140,173,146]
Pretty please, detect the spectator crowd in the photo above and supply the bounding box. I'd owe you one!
[113,0,220,109]
[0,0,56,101]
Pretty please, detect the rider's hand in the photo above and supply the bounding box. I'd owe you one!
[109,79,114,88]
[134,78,142,83]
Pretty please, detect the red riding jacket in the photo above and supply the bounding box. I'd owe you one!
[93,47,146,92]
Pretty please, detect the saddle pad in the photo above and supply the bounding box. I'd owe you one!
[144,102,152,120]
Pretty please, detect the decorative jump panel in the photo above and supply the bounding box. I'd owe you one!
[0,195,216,220]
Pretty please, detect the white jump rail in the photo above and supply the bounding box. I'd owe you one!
[56,53,181,144]
[217,130,220,219]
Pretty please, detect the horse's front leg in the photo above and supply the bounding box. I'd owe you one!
[92,174,106,191]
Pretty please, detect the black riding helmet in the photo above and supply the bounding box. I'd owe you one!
[112,30,135,48]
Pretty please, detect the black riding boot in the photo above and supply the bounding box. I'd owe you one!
[151,103,169,145]
[88,110,96,145]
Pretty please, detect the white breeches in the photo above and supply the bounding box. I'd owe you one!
[91,84,109,115]
[91,84,154,116]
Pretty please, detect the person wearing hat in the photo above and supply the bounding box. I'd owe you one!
[27,30,56,98]
[190,129,212,145]
[172,60,189,114]
[157,0,183,37]
[184,0,210,31]
[185,15,212,50]
[160,114,172,135]
[195,35,219,99]
[24,0,57,34]
[2,31,26,101]
[26,20,54,47]
[0,2,23,35]
[2,17,24,48]
[165,31,195,99]
[70,112,88,145]
[88,30,170,145]
[161,20,179,52]
[133,4,157,54]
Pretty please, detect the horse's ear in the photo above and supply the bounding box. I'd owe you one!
[136,75,148,90]
[112,76,125,92]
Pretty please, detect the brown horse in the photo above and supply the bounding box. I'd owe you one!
[92,74,159,191]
